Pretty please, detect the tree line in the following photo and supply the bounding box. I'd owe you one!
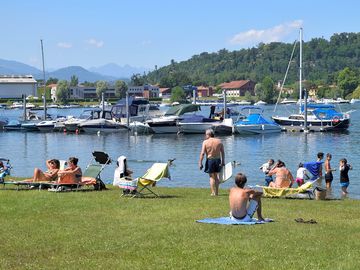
[141,32,360,101]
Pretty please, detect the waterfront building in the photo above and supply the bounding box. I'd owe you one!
[196,85,214,97]
[0,75,37,98]
[219,80,256,97]
[127,84,159,98]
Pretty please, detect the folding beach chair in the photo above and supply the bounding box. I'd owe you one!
[50,151,111,192]
[115,159,174,198]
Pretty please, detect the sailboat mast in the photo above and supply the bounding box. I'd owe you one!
[40,39,47,120]
[299,28,303,113]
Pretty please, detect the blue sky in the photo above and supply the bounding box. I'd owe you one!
[1,0,359,70]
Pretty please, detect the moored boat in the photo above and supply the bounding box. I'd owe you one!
[234,106,281,134]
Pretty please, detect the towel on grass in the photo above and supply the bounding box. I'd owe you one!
[196,217,273,225]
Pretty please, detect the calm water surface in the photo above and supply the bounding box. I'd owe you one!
[1,104,359,199]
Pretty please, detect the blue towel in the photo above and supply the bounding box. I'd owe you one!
[196,217,273,225]
[304,161,323,180]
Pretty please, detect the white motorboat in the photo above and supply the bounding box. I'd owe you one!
[79,119,128,133]
[111,97,162,124]
[64,109,101,132]
[147,104,200,134]
[280,98,297,104]
[129,121,153,134]
[350,98,360,104]
[178,114,220,134]
[254,100,267,106]
[36,120,57,132]
[234,106,281,134]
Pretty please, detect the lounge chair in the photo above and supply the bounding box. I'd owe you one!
[49,151,111,192]
[115,159,174,198]
[1,159,68,190]
[259,181,316,199]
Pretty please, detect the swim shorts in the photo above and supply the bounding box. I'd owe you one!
[204,158,221,173]
[340,182,349,188]
[325,172,333,183]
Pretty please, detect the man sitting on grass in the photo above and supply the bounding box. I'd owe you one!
[229,172,264,222]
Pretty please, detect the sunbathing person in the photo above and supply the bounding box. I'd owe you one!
[57,157,82,184]
[229,173,264,222]
[24,159,60,182]
[268,160,294,188]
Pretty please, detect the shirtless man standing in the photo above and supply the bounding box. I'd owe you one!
[198,129,225,196]
[229,173,264,221]
[268,160,294,188]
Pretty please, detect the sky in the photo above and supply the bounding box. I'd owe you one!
[1,0,359,71]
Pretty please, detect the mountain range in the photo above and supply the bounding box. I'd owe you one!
[0,58,148,82]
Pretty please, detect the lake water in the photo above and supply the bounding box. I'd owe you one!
[1,103,359,199]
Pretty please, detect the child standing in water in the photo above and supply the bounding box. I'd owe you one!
[259,159,274,186]
[339,158,352,195]
[324,153,336,189]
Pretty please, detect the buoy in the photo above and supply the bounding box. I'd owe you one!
[97,130,101,136]
[75,129,79,134]
[63,128,67,133]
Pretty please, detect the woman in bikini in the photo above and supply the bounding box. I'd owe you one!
[25,159,60,182]
[57,157,82,184]
[268,160,294,188]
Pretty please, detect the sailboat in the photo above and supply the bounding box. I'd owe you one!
[272,28,351,132]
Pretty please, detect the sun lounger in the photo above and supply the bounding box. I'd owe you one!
[115,159,174,198]
[49,151,111,192]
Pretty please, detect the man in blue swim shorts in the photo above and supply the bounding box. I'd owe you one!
[198,129,225,196]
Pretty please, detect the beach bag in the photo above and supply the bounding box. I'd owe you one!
[94,179,107,190]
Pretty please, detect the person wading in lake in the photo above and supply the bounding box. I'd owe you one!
[198,129,225,196]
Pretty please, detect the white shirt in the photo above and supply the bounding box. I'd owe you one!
[296,167,307,179]
[260,162,271,174]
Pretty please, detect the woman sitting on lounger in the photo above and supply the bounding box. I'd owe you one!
[268,160,294,188]
[25,159,60,182]
[57,157,82,184]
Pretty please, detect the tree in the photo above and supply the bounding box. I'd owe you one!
[56,80,69,103]
[337,67,359,98]
[351,85,360,99]
[170,86,185,103]
[261,76,275,103]
[244,91,252,102]
[46,77,58,85]
[131,73,145,86]
[70,75,79,87]
[114,80,128,98]
[96,81,108,99]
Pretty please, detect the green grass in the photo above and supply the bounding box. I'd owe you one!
[0,186,359,269]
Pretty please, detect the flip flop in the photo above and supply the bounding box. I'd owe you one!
[295,218,305,223]
[306,219,317,224]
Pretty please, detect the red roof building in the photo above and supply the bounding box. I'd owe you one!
[220,80,256,97]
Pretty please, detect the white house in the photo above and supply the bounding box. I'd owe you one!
[0,75,37,98]
[128,84,159,98]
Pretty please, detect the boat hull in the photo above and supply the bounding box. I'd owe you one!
[234,124,282,134]
[272,117,350,131]
[147,120,179,134]
[178,122,215,134]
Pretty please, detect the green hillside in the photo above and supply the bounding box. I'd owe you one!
[145,32,360,88]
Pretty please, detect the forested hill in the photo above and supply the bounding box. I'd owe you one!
[145,32,360,87]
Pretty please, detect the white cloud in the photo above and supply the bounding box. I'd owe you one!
[141,40,152,46]
[86,38,104,48]
[229,20,303,45]
[57,42,72,48]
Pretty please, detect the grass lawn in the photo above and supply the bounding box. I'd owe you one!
[0,186,359,269]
